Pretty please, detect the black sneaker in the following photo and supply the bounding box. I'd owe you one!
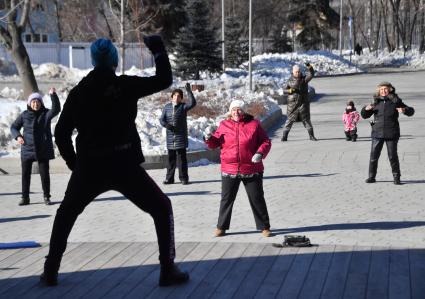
[365,178,376,183]
[181,180,189,185]
[159,264,189,287]
[40,272,58,287]
[44,196,52,205]
[163,180,174,185]
[19,197,30,206]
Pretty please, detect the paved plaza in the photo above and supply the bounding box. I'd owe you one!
[0,70,424,298]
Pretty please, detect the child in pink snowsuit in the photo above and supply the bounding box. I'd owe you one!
[342,100,360,141]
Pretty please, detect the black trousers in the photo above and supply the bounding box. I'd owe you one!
[45,157,176,273]
[368,138,400,179]
[217,174,270,231]
[21,159,50,198]
[283,118,313,132]
[166,148,188,182]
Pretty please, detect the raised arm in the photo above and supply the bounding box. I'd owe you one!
[183,83,197,111]
[46,88,61,121]
[305,63,315,83]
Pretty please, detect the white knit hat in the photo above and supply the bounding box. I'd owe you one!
[229,99,246,112]
[27,92,43,106]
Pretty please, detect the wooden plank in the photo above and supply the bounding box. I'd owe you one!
[189,243,249,299]
[102,242,191,299]
[365,247,390,299]
[62,242,147,299]
[343,246,372,299]
[0,247,43,277]
[409,248,425,299]
[320,245,353,299]
[298,245,335,299]
[276,246,318,298]
[210,243,266,299]
[232,243,281,299]
[254,247,299,299]
[81,242,157,299]
[17,242,112,299]
[147,242,217,299]
[0,248,23,264]
[165,242,232,299]
[0,242,83,297]
[41,242,132,299]
[21,242,117,299]
[388,247,411,299]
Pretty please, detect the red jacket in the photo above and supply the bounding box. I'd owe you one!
[205,115,271,174]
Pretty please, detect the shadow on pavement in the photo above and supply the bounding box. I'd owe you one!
[264,173,338,180]
[0,215,51,223]
[225,221,425,237]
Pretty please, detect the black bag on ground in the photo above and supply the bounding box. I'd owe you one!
[272,235,312,248]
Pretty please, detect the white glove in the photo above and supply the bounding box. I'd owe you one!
[251,153,263,163]
[203,125,216,140]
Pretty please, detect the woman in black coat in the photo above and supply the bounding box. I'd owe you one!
[361,82,414,185]
[281,63,317,141]
[160,83,196,185]
[10,88,61,205]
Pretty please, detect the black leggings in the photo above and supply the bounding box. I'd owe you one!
[21,159,50,198]
[46,157,176,272]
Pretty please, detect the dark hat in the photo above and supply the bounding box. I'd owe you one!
[90,38,118,68]
[377,81,393,88]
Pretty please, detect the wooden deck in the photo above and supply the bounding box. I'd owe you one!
[0,242,424,299]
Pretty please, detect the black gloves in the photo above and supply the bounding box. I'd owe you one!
[166,124,176,132]
[143,35,166,55]
[305,62,310,67]
[185,83,191,92]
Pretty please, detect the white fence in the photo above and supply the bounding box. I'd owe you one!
[0,42,154,70]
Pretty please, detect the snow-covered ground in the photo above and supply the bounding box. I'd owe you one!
[1,48,424,158]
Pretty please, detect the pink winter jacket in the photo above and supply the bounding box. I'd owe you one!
[342,111,360,131]
[205,115,271,175]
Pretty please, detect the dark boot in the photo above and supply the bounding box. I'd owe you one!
[351,134,357,142]
[308,129,317,141]
[159,263,189,287]
[365,177,376,183]
[344,131,351,141]
[19,197,30,206]
[40,256,60,287]
[393,174,401,185]
[44,196,52,205]
[281,130,289,142]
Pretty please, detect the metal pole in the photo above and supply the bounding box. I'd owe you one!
[248,0,252,91]
[339,0,343,57]
[120,0,125,74]
[222,0,225,71]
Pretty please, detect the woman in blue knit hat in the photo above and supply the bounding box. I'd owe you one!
[41,37,189,288]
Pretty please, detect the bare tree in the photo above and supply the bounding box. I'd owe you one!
[0,0,38,98]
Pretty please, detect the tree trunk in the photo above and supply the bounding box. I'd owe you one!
[10,28,39,98]
[420,0,425,53]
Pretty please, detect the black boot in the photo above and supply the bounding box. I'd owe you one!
[19,197,30,206]
[393,174,402,185]
[44,196,52,205]
[351,134,357,142]
[281,130,289,142]
[365,177,376,183]
[40,256,60,287]
[344,131,351,141]
[308,129,317,141]
[159,263,189,287]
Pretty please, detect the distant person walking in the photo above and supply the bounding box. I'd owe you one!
[10,89,61,205]
[361,82,414,185]
[205,100,272,238]
[40,36,188,287]
[281,63,317,141]
[342,100,360,142]
[160,83,196,185]
[354,43,363,56]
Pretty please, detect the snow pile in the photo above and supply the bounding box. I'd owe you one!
[348,48,425,69]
